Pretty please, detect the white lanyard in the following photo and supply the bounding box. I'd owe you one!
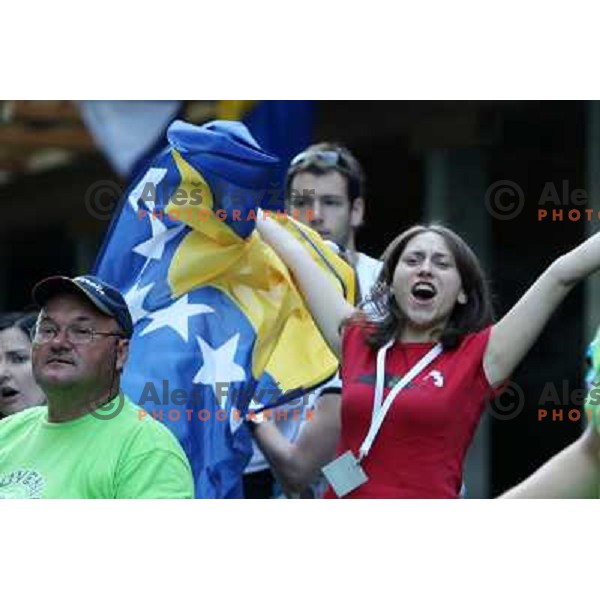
[358,339,443,461]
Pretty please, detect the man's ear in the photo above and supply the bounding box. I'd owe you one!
[116,339,129,372]
[350,197,365,228]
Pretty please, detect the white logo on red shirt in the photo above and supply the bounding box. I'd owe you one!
[425,370,444,388]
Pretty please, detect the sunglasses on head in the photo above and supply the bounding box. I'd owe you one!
[289,149,353,174]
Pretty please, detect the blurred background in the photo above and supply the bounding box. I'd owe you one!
[0,99,596,497]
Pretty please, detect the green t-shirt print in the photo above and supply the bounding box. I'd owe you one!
[0,397,194,499]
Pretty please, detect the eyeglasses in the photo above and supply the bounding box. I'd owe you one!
[32,323,124,345]
[289,149,353,175]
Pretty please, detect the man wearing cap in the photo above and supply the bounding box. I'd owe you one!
[0,275,194,499]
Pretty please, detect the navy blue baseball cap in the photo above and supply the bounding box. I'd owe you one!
[32,275,134,338]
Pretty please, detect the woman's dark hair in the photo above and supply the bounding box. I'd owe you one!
[358,224,494,350]
[0,312,38,340]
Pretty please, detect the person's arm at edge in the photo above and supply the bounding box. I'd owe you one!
[500,424,600,499]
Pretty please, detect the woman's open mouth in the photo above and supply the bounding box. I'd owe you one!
[410,281,437,304]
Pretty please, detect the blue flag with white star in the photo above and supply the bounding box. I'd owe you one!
[94,120,355,498]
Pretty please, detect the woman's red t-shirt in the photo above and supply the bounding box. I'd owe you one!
[324,324,494,499]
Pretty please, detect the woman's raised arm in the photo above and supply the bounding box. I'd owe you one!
[256,216,355,359]
[485,232,600,386]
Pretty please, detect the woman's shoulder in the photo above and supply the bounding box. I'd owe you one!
[449,325,493,356]
[340,316,380,355]
[342,315,378,339]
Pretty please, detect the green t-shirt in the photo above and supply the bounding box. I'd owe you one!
[585,390,600,432]
[0,396,194,499]
[586,327,600,430]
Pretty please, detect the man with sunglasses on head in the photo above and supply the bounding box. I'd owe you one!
[243,143,383,498]
[0,275,193,499]
[285,142,382,299]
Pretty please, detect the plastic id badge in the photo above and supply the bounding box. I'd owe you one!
[322,451,368,498]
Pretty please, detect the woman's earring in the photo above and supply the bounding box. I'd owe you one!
[458,291,467,305]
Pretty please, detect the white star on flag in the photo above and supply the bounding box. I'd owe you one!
[124,281,154,324]
[139,295,214,343]
[133,220,185,261]
[127,167,168,211]
[193,333,247,401]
